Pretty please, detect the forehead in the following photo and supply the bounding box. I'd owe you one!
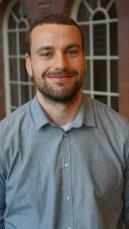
[30,24,82,49]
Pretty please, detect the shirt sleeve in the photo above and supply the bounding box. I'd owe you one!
[0,169,6,228]
[122,135,129,226]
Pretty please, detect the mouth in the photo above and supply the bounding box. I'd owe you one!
[45,71,77,80]
[47,74,73,79]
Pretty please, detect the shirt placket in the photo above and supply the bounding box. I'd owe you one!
[62,131,74,229]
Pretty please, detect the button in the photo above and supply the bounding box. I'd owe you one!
[67,227,72,229]
[66,196,70,200]
[64,163,69,168]
[64,132,68,137]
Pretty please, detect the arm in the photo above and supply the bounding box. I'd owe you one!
[0,170,6,228]
[122,137,129,228]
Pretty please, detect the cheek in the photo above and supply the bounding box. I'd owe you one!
[76,63,85,75]
[31,62,46,76]
[73,57,85,71]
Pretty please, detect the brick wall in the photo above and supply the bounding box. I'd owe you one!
[116,0,129,119]
[0,0,129,120]
[0,0,8,119]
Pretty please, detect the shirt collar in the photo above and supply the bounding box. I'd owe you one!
[30,96,50,130]
[83,94,96,128]
[30,94,96,130]
[71,93,96,128]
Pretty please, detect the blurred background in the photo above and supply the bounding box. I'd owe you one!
[0,0,129,120]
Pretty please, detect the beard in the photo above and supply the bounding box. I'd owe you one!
[33,70,84,103]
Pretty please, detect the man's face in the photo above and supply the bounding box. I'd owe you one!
[25,23,86,103]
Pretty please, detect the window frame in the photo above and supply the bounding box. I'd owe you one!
[71,0,119,109]
[3,0,32,115]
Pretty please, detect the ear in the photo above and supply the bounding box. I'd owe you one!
[25,53,33,77]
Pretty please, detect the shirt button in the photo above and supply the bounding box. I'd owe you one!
[64,132,68,137]
[66,196,70,200]
[64,163,69,168]
[67,227,72,229]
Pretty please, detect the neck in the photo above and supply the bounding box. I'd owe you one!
[36,90,83,126]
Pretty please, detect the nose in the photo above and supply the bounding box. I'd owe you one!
[54,53,69,71]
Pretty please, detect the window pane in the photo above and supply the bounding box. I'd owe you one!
[19,31,26,54]
[93,24,107,55]
[11,108,16,113]
[8,32,17,55]
[80,25,90,55]
[30,84,35,98]
[18,1,28,18]
[13,2,22,19]
[94,95,107,105]
[93,11,105,20]
[9,58,18,81]
[21,85,29,104]
[20,58,28,81]
[11,84,19,106]
[83,60,90,90]
[110,23,118,55]
[94,60,107,91]
[87,0,97,9]
[100,0,108,8]
[77,2,90,21]
[111,60,118,92]
[19,21,27,29]
[108,1,117,18]
[8,14,16,29]
[111,97,118,111]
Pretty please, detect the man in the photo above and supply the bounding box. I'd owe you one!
[0,13,129,229]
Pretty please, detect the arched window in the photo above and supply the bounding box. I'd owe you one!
[71,0,119,110]
[3,0,33,115]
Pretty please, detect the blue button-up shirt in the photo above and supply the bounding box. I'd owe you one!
[0,94,129,229]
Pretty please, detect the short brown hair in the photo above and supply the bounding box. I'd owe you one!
[25,13,85,55]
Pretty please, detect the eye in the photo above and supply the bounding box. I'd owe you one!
[40,52,53,59]
[67,49,79,56]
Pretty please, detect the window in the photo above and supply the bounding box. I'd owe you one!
[71,0,119,110]
[3,0,34,115]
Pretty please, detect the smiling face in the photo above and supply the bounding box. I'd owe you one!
[25,23,86,103]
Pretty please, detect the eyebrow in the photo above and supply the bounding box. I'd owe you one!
[36,46,53,54]
[65,43,81,50]
[35,43,82,54]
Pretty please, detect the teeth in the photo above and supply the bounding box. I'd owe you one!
[48,75,71,78]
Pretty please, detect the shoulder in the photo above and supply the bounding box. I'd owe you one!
[84,94,129,135]
[0,100,32,136]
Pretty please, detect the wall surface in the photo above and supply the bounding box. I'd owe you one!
[0,0,8,119]
[0,0,129,120]
[116,0,129,119]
